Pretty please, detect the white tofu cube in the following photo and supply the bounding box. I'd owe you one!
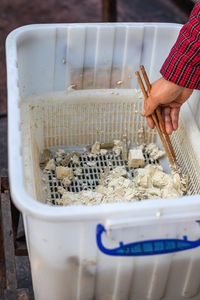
[56,166,72,180]
[91,141,100,154]
[128,149,145,168]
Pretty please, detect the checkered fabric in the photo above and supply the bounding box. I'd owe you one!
[160,2,200,89]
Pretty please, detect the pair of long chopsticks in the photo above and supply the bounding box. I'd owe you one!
[135,65,177,167]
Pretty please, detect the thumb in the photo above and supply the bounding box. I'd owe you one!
[142,96,158,116]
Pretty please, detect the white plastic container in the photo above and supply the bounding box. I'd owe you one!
[6,24,200,300]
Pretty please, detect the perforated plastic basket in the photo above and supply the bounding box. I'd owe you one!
[7,24,200,300]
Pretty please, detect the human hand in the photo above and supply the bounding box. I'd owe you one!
[142,77,193,134]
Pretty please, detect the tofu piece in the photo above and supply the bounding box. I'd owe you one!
[58,192,77,205]
[74,168,82,176]
[62,177,71,187]
[56,149,65,157]
[56,166,72,180]
[57,186,66,195]
[111,166,127,177]
[100,149,108,156]
[95,185,105,194]
[43,159,55,173]
[113,140,123,157]
[128,149,145,168]
[161,186,183,198]
[71,154,80,165]
[91,141,100,154]
[43,186,47,193]
[152,171,171,188]
[39,149,53,169]
[56,157,62,163]
[42,177,47,183]
[87,161,96,167]
[145,143,165,160]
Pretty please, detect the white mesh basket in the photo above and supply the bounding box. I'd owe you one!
[21,89,200,205]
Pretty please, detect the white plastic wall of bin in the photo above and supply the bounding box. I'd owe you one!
[7,24,200,300]
[16,24,180,97]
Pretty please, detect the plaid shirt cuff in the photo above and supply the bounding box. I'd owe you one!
[160,2,200,90]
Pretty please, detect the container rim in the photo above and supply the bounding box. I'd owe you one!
[6,22,183,39]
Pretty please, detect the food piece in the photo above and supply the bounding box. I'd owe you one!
[43,159,56,173]
[100,149,108,156]
[74,168,82,176]
[62,177,71,187]
[134,165,185,199]
[128,148,145,168]
[58,191,103,206]
[46,198,52,205]
[161,187,183,198]
[152,170,171,188]
[56,149,65,157]
[57,192,76,205]
[113,140,123,157]
[95,185,105,194]
[135,174,150,188]
[81,191,103,205]
[172,171,188,193]
[56,162,187,205]
[56,166,72,180]
[71,154,80,165]
[91,141,100,155]
[42,138,188,206]
[56,157,62,163]
[43,186,47,193]
[42,177,47,183]
[100,142,114,149]
[40,149,53,169]
[111,166,127,177]
[57,186,66,195]
[87,161,96,167]
[60,153,72,167]
[88,153,97,158]
[145,143,165,160]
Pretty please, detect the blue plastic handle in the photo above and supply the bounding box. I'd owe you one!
[96,224,200,256]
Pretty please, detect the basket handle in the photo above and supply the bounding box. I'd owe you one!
[96,224,200,256]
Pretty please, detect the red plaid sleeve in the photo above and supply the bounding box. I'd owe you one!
[160,2,200,90]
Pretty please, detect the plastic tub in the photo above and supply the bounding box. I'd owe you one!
[6,23,200,300]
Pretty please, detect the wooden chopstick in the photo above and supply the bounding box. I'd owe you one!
[135,71,174,166]
[140,65,177,163]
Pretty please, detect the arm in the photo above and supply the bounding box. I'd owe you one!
[142,3,200,134]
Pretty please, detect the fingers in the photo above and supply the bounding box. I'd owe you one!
[142,96,158,116]
[146,116,155,129]
[141,77,187,133]
[170,107,180,131]
[142,77,183,117]
[162,107,173,135]
[144,106,180,134]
